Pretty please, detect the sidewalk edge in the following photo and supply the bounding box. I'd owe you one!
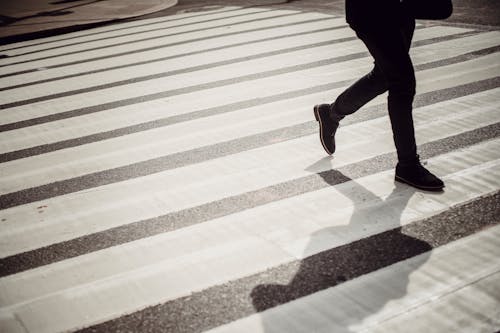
[0,0,178,46]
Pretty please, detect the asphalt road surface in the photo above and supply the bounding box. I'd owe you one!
[0,3,499,333]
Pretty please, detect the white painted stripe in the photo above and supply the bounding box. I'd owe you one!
[0,91,499,258]
[1,26,489,123]
[0,7,260,57]
[0,312,25,333]
[0,30,496,153]
[206,225,500,333]
[0,7,273,64]
[0,24,467,94]
[0,23,354,104]
[0,10,329,76]
[0,22,353,111]
[0,52,498,194]
[0,6,244,54]
[364,274,500,333]
[0,142,498,333]
[0,16,342,89]
[0,49,491,164]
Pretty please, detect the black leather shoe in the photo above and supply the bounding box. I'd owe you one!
[395,159,444,191]
[314,104,340,155]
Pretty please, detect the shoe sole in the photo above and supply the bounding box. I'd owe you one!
[314,105,334,155]
[395,175,444,192]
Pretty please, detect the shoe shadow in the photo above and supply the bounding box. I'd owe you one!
[250,161,437,332]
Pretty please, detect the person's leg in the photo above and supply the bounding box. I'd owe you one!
[314,16,415,156]
[354,17,443,190]
[314,61,388,155]
[354,19,418,164]
[314,14,443,190]
[331,64,386,117]
[331,14,415,118]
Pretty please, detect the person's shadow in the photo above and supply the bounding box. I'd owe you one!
[251,157,441,332]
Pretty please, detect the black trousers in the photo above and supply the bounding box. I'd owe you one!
[333,1,452,165]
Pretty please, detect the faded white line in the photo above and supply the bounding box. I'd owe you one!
[0,141,498,333]
[207,225,500,333]
[0,10,329,76]
[1,55,499,192]
[0,17,341,89]
[0,92,499,257]
[0,6,260,58]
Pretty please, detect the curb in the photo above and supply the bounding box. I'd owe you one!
[0,0,178,46]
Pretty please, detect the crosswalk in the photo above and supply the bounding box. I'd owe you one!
[0,5,499,333]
